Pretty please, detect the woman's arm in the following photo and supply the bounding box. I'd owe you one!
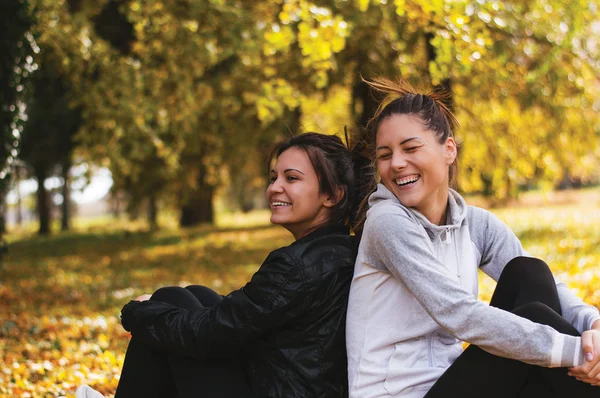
[120,250,306,359]
[365,211,582,367]
[472,208,600,334]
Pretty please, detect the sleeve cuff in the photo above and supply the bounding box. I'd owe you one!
[551,334,583,367]
[572,336,583,366]
[586,315,600,331]
[120,300,142,331]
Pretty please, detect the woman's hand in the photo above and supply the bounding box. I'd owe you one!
[120,294,151,331]
[568,322,600,386]
[134,294,152,302]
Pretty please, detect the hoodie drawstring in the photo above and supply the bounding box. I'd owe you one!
[453,230,462,285]
[443,229,452,244]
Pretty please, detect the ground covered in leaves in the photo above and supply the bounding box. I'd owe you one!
[1,190,600,397]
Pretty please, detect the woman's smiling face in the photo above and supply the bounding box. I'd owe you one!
[376,113,457,225]
[266,147,334,239]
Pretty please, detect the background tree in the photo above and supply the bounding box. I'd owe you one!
[262,0,600,200]
[0,0,34,234]
[19,52,82,235]
[16,0,599,237]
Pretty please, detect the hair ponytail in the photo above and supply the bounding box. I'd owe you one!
[364,76,459,135]
[344,126,376,238]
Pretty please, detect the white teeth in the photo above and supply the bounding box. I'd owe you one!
[395,176,419,186]
[271,201,291,206]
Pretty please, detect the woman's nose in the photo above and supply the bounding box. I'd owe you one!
[268,178,284,193]
[391,152,407,169]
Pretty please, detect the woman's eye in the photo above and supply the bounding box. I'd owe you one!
[269,176,277,183]
[405,146,419,153]
[286,175,298,181]
[378,153,391,160]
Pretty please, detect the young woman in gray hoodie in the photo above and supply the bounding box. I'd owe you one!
[346,77,600,398]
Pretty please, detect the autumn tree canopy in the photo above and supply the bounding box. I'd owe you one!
[6,0,599,232]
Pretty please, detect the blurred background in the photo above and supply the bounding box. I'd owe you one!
[1,0,599,234]
[1,0,600,396]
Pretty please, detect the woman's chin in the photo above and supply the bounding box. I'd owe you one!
[269,216,287,229]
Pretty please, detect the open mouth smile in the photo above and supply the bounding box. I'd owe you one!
[395,175,420,187]
[271,201,291,207]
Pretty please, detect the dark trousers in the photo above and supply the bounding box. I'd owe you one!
[424,256,600,398]
[114,286,253,398]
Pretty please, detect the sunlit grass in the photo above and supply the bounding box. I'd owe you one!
[1,188,599,397]
[1,210,291,397]
[476,188,600,306]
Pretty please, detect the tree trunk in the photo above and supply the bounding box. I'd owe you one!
[111,190,121,219]
[180,171,214,227]
[0,192,5,236]
[352,72,380,128]
[180,188,214,226]
[148,194,158,230]
[425,32,454,112]
[61,158,71,231]
[34,165,51,235]
[289,105,302,134]
[15,165,23,226]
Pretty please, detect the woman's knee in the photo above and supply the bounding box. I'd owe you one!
[185,285,223,307]
[503,256,552,281]
[150,286,201,308]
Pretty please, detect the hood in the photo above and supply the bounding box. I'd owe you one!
[368,183,468,239]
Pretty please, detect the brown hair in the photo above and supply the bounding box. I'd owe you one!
[353,77,460,231]
[268,131,372,236]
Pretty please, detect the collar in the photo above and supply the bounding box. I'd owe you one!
[292,224,350,246]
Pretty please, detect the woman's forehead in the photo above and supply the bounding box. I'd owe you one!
[273,147,313,171]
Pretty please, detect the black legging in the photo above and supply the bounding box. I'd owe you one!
[424,256,600,398]
[114,285,254,398]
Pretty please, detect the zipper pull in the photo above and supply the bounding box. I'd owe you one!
[444,229,452,244]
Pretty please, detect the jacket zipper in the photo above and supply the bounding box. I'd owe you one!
[453,230,463,286]
[428,333,434,367]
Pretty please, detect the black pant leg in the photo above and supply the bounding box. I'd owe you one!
[424,343,531,398]
[185,285,224,307]
[491,258,598,396]
[151,285,207,309]
[165,285,254,398]
[115,286,203,398]
[513,303,599,397]
[116,286,253,398]
[489,256,561,314]
[169,356,253,398]
[425,257,599,398]
[114,337,177,398]
[423,303,588,398]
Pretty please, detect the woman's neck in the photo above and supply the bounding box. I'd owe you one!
[417,190,449,226]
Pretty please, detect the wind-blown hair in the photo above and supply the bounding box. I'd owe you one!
[353,76,461,231]
[366,76,459,183]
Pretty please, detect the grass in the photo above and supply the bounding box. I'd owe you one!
[1,189,599,397]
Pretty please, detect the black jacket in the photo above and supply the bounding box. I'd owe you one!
[121,225,357,397]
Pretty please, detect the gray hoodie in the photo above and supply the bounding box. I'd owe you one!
[346,184,600,398]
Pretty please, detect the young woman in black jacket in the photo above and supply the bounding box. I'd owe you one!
[76,132,370,398]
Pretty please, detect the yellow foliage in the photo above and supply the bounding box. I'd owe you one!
[356,0,370,12]
[2,192,600,396]
[263,24,295,55]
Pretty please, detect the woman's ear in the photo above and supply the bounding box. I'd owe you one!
[445,137,457,165]
[324,186,345,208]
